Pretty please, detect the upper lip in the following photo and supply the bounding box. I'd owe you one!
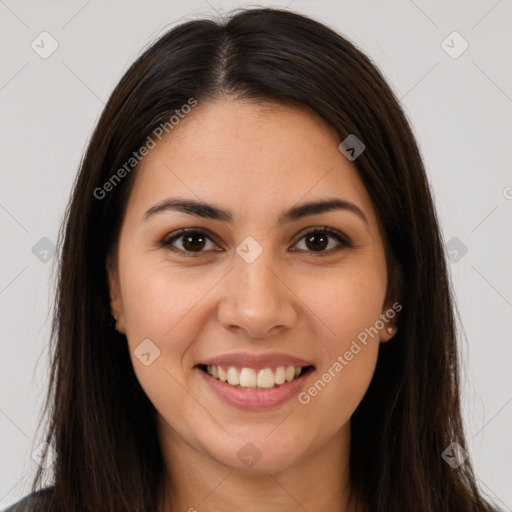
[196,352,314,371]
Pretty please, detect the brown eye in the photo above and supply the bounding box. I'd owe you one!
[161,226,352,258]
[291,227,352,256]
[304,231,329,251]
[161,229,219,255]
[179,232,208,252]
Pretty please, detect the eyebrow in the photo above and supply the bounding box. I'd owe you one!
[143,197,369,227]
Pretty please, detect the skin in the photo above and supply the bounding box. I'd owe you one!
[107,98,398,512]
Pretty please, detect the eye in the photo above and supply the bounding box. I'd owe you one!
[160,226,352,257]
[290,227,353,256]
[160,228,220,256]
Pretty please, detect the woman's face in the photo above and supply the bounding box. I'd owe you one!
[108,98,396,474]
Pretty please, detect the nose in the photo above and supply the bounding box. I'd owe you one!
[217,249,299,339]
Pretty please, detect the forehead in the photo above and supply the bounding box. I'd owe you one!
[125,98,379,231]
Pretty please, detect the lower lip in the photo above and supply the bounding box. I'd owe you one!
[197,367,314,411]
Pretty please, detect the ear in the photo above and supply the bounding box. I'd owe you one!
[379,255,403,343]
[106,255,126,335]
[378,298,401,343]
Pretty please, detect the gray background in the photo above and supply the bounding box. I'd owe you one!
[1,0,511,509]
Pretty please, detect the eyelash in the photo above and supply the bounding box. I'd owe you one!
[160,226,353,258]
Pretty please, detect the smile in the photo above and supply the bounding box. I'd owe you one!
[199,364,314,389]
[196,364,315,410]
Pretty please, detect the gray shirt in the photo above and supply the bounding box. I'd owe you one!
[3,488,51,511]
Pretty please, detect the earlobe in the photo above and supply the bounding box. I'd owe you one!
[382,325,397,343]
[379,298,401,342]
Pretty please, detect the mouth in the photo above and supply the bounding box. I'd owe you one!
[196,363,315,410]
[196,363,315,390]
[194,352,316,410]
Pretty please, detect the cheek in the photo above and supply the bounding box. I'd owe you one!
[295,263,384,415]
[120,253,216,344]
[118,253,231,411]
[118,256,208,421]
[298,276,383,428]
[306,263,386,348]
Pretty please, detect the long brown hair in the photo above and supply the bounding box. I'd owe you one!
[30,7,499,511]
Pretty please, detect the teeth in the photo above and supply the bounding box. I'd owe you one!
[204,364,306,389]
[227,366,240,385]
[257,368,275,388]
[274,366,286,385]
[239,367,257,387]
[217,366,227,382]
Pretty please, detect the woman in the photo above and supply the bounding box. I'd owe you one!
[5,7,501,512]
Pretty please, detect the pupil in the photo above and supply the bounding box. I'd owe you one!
[183,233,205,251]
[305,231,328,251]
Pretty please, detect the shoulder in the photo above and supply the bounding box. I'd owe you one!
[3,487,53,512]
